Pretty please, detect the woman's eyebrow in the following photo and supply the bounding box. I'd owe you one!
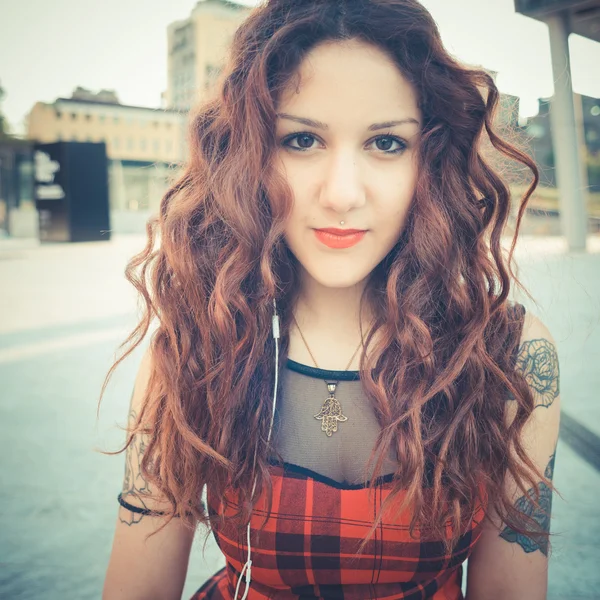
[276,112,420,130]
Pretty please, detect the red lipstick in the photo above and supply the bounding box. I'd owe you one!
[314,228,367,249]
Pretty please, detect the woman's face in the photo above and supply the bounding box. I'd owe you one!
[274,38,421,292]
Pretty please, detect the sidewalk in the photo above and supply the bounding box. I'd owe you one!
[0,232,598,600]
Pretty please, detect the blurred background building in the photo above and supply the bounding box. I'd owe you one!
[27,88,185,234]
[1,0,250,239]
[1,0,599,241]
[166,0,248,112]
[526,94,600,190]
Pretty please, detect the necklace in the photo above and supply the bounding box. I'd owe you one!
[291,313,365,437]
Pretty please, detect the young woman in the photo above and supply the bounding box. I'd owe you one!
[101,1,561,599]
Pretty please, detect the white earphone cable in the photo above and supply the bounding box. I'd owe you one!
[234,299,280,600]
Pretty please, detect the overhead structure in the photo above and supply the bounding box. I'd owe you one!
[515,0,600,252]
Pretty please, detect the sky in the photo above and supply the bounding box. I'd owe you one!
[1,0,599,135]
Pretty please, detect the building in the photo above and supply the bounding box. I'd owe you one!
[166,0,250,112]
[14,0,250,238]
[28,87,185,167]
[26,87,187,233]
[525,94,600,190]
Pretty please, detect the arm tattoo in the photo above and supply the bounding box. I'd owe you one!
[514,338,560,408]
[119,407,156,526]
[499,451,556,556]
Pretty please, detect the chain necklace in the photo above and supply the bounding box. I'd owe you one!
[291,313,365,437]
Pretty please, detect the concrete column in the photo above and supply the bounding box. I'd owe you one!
[546,10,588,251]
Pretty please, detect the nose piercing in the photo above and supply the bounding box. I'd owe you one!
[340,221,345,225]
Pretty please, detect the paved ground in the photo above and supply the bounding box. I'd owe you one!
[0,233,599,599]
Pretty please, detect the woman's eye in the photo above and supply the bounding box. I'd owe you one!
[373,136,407,154]
[281,133,407,154]
[284,133,318,151]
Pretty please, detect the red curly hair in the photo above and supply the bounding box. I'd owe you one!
[100,0,549,556]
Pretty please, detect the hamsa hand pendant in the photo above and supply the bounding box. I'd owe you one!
[314,383,348,437]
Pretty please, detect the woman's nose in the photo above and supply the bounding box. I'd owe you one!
[318,152,366,214]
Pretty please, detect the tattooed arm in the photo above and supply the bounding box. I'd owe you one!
[466,311,561,600]
[103,346,196,600]
[117,403,162,525]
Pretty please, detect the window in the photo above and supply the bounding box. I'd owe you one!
[140,139,146,151]
[591,105,600,117]
[71,113,77,121]
[55,110,62,119]
[127,138,134,150]
[153,139,160,153]
[99,115,106,123]
[114,116,120,125]
[113,138,120,150]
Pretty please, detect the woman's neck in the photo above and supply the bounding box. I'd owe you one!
[288,298,377,372]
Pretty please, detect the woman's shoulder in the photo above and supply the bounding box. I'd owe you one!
[504,301,561,428]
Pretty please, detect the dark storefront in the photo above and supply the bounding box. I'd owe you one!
[33,141,110,242]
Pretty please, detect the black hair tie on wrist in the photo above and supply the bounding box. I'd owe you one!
[117,492,166,516]
[116,492,206,517]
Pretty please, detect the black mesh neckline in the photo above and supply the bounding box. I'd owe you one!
[286,358,360,381]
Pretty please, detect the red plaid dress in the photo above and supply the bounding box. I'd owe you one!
[190,460,486,599]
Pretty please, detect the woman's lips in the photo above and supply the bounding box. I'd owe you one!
[313,229,367,249]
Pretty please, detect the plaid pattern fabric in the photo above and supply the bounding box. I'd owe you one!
[190,462,486,600]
